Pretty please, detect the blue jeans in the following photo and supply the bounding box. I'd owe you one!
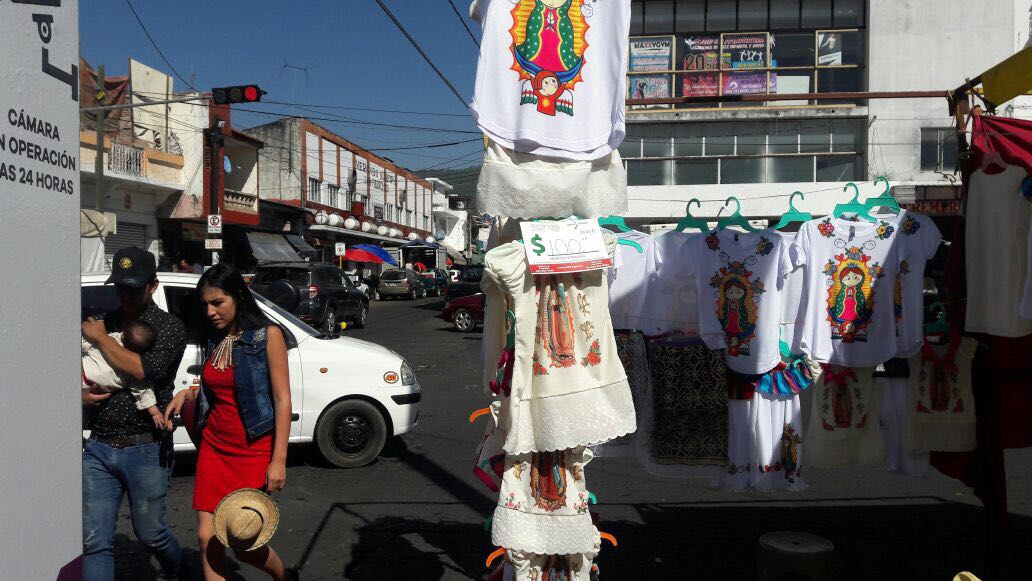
[82,438,182,581]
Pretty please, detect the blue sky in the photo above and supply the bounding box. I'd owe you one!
[81,0,483,172]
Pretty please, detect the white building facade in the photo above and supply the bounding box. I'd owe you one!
[622,0,1032,223]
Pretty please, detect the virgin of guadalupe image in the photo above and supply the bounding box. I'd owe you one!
[530,451,568,512]
[537,277,577,368]
[510,0,589,116]
[715,274,758,356]
[827,261,874,343]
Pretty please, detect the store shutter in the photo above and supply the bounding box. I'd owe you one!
[103,222,148,269]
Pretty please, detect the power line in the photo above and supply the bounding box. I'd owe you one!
[372,0,468,108]
[265,99,470,118]
[234,106,481,134]
[446,0,480,48]
[123,0,196,91]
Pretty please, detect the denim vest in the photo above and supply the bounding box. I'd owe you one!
[195,327,276,440]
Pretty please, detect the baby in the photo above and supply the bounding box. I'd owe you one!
[82,319,166,430]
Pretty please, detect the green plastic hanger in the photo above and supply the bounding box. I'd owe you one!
[674,199,709,232]
[864,176,901,214]
[716,197,759,232]
[597,216,643,253]
[832,183,876,222]
[923,302,951,336]
[773,191,813,230]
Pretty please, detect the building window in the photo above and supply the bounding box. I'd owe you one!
[407,210,414,227]
[423,216,429,231]
[386,203,395,222]
[623,118,865,185]
[627,0,865,109]
[308,177,321,204]
[327,184,340,209]
[920,128,959,172]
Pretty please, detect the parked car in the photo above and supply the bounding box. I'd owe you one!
[445,265,485,300]
[81,272,420,468]
[442,292,485,332]
[378,269,427,300]
[344,269,374,300]
[251,262,369,333]
[420,268,450,297]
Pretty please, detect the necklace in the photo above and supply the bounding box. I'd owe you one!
[210,331,243,371]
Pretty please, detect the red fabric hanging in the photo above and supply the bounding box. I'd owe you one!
[971,115,1032,175]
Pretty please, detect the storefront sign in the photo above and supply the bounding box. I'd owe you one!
[721,33,768,70]
[519,220,613,274]
[682,35,720,71]
[722,72,769,95]
[373,204,384,226]
[682,72,720,97]
[629,37,673,72]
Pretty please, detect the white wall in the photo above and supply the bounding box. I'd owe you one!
[867,0,1032,182]
[0,1,83,578]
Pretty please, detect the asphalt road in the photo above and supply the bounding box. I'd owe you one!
[113,296,1032,580]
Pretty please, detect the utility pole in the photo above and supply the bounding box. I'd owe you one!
[94,64,105,210]
[205,115,224,266]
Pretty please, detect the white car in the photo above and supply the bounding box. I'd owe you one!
[81,272,421,468]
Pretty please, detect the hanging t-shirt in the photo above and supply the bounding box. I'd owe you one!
[888,211,942,357]
[964,166,1032,337]
[637,230,703,337]
[684,229,794,374]
[470,0,630,160]
[607,230,658,330]
[776,231,807,353]
[791,217,904,367]
[1018,178,1032,320]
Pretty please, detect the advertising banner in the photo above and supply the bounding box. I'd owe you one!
[629,37,673,72]
[682,72,720,97]
[721,33,768,69]
[722,72,769,95]
[681,35,720,71]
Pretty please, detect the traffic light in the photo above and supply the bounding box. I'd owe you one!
[211,85,265,105]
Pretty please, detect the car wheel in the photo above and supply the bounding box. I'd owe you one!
[453,308,476,332]
[352,302,368,329]
[322,307,338,335]
[420,288,428,299]
[409,288,417,300]
[315,399,388,468]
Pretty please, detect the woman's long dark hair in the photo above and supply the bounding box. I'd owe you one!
[197,263,273,340]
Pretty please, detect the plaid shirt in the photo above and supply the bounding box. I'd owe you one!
[89,302,187,439]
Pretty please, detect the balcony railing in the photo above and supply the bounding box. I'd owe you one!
[108,143,143,176]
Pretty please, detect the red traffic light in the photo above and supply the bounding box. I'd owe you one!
[212,85,265,105]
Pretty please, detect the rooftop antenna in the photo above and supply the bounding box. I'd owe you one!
[281,60,310,106]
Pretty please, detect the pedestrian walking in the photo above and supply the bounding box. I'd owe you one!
[81,247,187,581]
[164,263,297,580]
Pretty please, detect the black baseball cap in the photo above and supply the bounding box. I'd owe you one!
[105,247,157,287]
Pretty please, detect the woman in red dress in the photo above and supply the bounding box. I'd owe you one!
[165,264,294,580]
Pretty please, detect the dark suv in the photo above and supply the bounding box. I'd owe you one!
[420,268,450,297]
[251,263,369,333]
[445,266,484,300]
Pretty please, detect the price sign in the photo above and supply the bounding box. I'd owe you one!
[204,238,223,250]
[207,214,222,234]
[335,242,347,256]
[519,220,612,274]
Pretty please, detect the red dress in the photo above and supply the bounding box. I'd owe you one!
[192,360,273,512]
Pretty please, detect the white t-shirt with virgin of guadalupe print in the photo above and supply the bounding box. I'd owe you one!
[884,211,942,358]
[791,217,905,367]
[470,0,630,160]
[684,229,794,375]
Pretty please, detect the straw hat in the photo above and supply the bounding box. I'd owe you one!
[213,488,280,552]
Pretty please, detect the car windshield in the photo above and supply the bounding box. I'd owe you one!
[251,291,321,338]
[255,267,309,285]
[381,270,407,281]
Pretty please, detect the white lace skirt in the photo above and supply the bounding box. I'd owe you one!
[477,141,628,219]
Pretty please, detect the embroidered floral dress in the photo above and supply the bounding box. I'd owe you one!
[481,236,636,456]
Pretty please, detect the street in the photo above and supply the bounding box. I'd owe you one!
[113,297,1032,581]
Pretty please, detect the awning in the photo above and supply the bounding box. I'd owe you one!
[400,240,444,249]
[285,234,318,257]
[981,46,1032,106]
[247,232,302,262]
[306,224,404,245]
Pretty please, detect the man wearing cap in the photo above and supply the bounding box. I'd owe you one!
[81,247,187,581]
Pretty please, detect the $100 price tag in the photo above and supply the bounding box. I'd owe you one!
[519,219,613,274]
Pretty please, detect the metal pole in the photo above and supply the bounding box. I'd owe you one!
[207,117,223,265]
[94,65,105,210]
[80,95,208,113]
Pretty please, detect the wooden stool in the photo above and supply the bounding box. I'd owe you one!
[756,531,834,581]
